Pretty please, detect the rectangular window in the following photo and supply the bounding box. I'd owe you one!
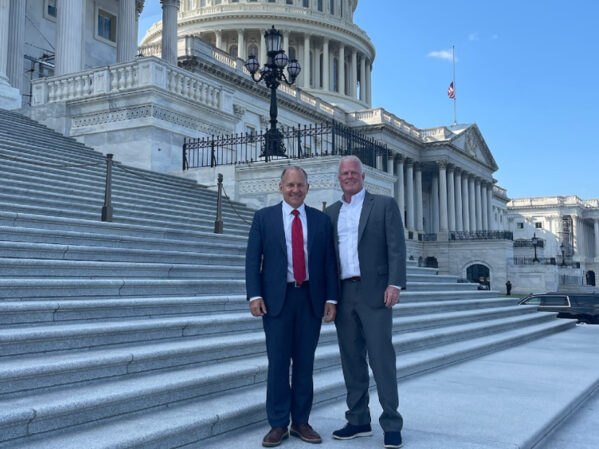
[329,0,334,14]
[516,222,524,229]
[45,0,57,19]
[287,0,294,4]
[317,0,323,11]
[535,222,542,229]
[303,0,309,7]
[97,9,117,43]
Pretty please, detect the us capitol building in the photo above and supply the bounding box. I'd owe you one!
[1,0,597,292]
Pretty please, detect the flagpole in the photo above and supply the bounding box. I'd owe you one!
[452,45,457,125]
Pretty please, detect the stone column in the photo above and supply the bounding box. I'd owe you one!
[7,0,25,91]
[455,169,463,232]
[572,217,579,256]
[338,44,345,95]
[594,220,599,259]
[350,49,357,98]
[469,176,476,232]
[438,162,448,232]
[322,38,329,91]
[481,183,488,230]
[215,30,222,50]
[260,29,266,65]
[415,163,423,232]
[487,183,494,231]
[161,0,180,66]
[117,0,137,62]
[282,30,289,56]
[56,0,84,75]
[303,34,310,88]
[365,59,372,106]
[475,179,482,231]
[406,160,414,230]
[359,54,366,101]
[395,156,405,225]
[447,166,455,231]
[431,174,439,232]
[237,30,245,60]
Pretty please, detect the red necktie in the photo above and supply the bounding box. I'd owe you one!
[291,210,306,284]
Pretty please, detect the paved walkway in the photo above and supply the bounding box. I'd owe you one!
[203,324,599,449]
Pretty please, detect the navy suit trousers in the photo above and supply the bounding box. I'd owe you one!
[262,284,322,427]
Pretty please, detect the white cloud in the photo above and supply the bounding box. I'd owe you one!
[427,49,455,61]
[469,32,479,41]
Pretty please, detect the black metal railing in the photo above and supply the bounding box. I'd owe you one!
[183,121,389,171]
[514,238,545,248]
[449,231,513,241]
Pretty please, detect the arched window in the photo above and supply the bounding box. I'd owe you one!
[309,51,314,86]
[329,0,334,14]
[289,47,296,60]
[317,0,323,11]
[248,44,258,58]
[319,52,323,88]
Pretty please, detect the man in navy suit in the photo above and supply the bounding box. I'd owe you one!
[246,166,339,447]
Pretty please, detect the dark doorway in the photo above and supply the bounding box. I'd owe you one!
[424,257,438,268]
[467,264,490,289]
[586,271,596,286]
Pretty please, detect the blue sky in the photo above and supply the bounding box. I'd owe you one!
[139,1,599,199]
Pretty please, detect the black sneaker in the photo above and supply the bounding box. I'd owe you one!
[383,431,403,448]
[332,423,372,440]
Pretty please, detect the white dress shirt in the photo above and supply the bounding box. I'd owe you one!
[282,201,309,283]
[337,188,365,280]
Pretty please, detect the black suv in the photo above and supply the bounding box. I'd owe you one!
[519,293,599,324]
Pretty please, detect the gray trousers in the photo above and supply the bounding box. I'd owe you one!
[335,279,403,432]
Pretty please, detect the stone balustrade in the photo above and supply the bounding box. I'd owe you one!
[350,108,422,140]
[31,57,222,110]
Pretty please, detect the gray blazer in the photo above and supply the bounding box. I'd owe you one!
[326,191,407,307]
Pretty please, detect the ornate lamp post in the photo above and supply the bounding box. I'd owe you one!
[560,242,566,266]
[245,26,301,161]
[531,233,540,263]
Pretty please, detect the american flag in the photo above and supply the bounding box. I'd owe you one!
[447,82,455,99]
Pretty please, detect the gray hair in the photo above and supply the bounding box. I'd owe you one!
[338,155,364,174]
[280,166,308,182]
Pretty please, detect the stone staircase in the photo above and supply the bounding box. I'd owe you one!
[0,109,575,448]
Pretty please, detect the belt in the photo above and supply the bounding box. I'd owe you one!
[287,280,309,288]
[342,276,361,282]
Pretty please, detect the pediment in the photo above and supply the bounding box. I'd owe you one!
[450,125,498,170]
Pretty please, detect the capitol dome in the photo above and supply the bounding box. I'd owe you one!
[140,0,375,111]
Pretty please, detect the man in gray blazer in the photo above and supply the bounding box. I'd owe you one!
[326,155,406,449]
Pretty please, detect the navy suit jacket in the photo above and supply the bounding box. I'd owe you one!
[245,202,339,318]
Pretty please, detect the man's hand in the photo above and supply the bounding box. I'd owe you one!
[384,286,400,308]
[249,298,267,316]
[323,302,336,323]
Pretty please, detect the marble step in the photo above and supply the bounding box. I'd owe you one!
[0,318,573,449]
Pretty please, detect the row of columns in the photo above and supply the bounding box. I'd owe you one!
[389,157,495,234]
[595,220,599,259]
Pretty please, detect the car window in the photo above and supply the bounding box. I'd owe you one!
[522,297,541,305]
[570,296,597,306]
[539,296,568,306]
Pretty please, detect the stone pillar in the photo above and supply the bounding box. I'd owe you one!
[260,29,266,65]
[118,0,137,62]
[594,219,599,259]
[350,49,357,99]
[338,44,345,95]
[481,183,488,231]
[438,162,448,232]
[415,163,423,232]
[572,217,579,256]
[322,38,329,91]
[161,0,180,66]
[359,54,366,101]
[238,30,245,60]
[406,160,414,230]
[475,179,482,231]
[395,156,405,225]
[215,30,222,50]
[282,30,289,56]
[455,169,463,232]
[447,166,455,231]
[303,34,310,88]
[56,0,84,75]
[469,176,476,232]
[365,59,372,106]
[487,184,494,231]
[462,175,470,232]
[431,174,439,232]
[7,0,25,91]
[0,0,20,109]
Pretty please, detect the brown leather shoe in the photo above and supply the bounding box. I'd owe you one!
[290,423,322,444]
[262,427,289,447]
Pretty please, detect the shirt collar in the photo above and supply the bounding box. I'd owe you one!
[341,188,366,205]
[282,201,306,216]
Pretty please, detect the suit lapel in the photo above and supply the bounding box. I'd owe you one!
[358,191,374,243]
[306,206,316,253]
[273,202,287,255]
